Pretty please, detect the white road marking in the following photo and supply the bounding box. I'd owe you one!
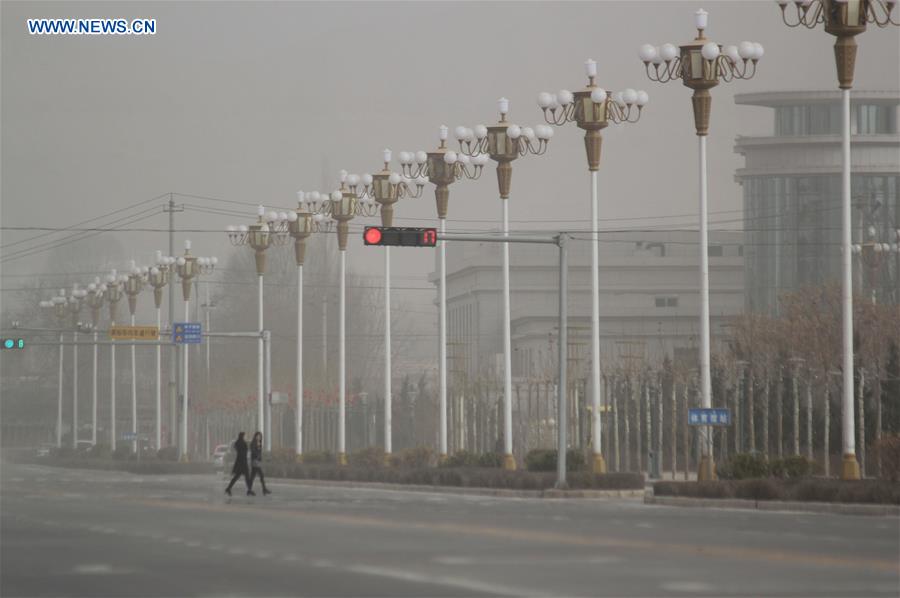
[186,541,202,548]
[346,564,534,596]
[281,554,299,562]
[72,564,116,575]
[660,581,715,593]
[227,548,247,556]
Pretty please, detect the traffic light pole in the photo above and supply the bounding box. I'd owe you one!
[435,232,570,488]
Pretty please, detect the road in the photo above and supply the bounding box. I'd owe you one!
[1,461,897,597]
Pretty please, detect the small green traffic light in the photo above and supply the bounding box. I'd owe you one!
[2,338,24,349]
[3,339,13,349]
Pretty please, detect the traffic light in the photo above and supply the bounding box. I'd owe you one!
[2,338,25,350]
[363,226,438,247]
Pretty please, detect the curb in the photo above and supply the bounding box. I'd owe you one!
[644,494,900,516]
[272,477,645,499]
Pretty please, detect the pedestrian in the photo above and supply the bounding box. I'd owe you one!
[225,431,252,497]
[248,431,271,496]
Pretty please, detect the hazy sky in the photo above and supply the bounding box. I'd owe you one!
[2,0,898,312]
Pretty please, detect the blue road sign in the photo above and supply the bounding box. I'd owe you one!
[688,408,731,427]
[172,322,202,345]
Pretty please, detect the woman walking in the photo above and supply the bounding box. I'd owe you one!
[248,431,271,495]
[225,431,252,496]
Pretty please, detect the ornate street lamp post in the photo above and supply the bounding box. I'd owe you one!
[228,207,289,450]
[41,291,69,448]
[359,151,424,462]
[175,241,217,460]
[85,279,106,445]
[538,60,647,474]
[149,251,176,450]
[67,286,87,448]
[399,127,486,461]
[852,226,900,304]
[124,261,148,453]
[455,101,552,470]
[287,195,333,461]
[639,9,763,480]
[104,270,126,451]
[318,175,379,465]
[777,0,898,481]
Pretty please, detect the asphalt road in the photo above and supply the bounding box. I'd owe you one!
[1,461,897,597]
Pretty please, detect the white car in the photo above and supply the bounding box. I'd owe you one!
[212,444,230,469]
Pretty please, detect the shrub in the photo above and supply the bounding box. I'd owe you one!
[477,452,505,468]
[266,448,297,464]
[157,446,178,461]
[735,479,782,501]
[303,451,335,465]
[769,455,817,479]
[441,450,480,468]
[389,446,434,469]
[50,447,77,459]
[89,444,112,459]
[112,445,133,461]
[525,449,585,472]
[717,453,769,480]
[875,435,900,482]
[348,446,385,469]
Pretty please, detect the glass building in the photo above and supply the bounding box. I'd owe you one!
[735,91,900,313]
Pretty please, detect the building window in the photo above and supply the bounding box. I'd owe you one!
[708,245,724,257]
[655,296,678,308]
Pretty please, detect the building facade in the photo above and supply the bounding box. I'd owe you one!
[436,230,745,385]
[734,90,900,313]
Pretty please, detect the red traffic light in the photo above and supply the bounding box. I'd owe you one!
[364,227,383,245]
[363,227,438,247]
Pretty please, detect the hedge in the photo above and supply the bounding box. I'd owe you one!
[653,479,900,504]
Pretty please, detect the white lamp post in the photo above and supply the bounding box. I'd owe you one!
[105,271,126,451]
[399,127,485,461]
[640,9,762,480]
[539,61,647,473]
[85,279,106,445]
[124,261,148,453]
[456,101,551,470]
[288,194,335,461]
[316,176,379,465]
[358,151,425,461]
[42,292,69,448]
[67,286,87,448]
[227,207,289,450]
[175,240,216,461]
[148,251,175,450]
[777,0,898,479]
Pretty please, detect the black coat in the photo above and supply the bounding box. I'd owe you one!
[231,437,249,475]
[250,441,263,468]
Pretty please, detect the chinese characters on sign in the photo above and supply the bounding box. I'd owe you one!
[172,322,202,344]
[688,408,731,426]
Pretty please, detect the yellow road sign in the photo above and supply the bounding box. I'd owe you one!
[109,325,159,340]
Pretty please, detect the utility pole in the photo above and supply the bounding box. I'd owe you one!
[164,194,183,447]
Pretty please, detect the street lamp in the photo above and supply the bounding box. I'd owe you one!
[399,126,486,461]
[455,100,552,470]
[227,206,289,450]
[317,174,379,465]
[174,240,217,460]
[67,286,87,448]
[41,290,68,448]
[288,194,334,462]
[776,0,897,480]
[639,9,763,480]
[359,150,425,463]
[538,60,647,474]
[105,270,126,451]
[85,279,106,445]
[124,260,148,453]
[852,226,900,304]
[149,251,176,450]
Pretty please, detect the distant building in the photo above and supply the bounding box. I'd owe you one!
[435,230,744,383]
[734,90,900,313]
